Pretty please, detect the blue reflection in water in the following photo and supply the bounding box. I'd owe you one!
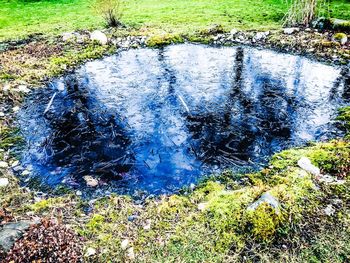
[19,44,347,195]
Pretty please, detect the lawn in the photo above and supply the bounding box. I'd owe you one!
[0,0,350,41]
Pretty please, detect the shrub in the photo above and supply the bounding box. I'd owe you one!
[95,0,124,28]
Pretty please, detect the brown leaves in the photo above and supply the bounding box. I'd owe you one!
[5,218,83,263]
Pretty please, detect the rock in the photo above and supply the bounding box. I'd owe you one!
[21,170,30,176]
[0,178,9,187]
[76,190,82,196]
[0,221,32,251]
[12,106,20,112]
[230,28,238,35]
[143,219,151,230]
[324,204,335,216]
[128,215,139,222]
[297,157,320,176]
[283,27,299,34]
[0,112,5,117]
[62,32,76,42]
[85,247,96,257]
[190,183,196,190]
[16,85,30,93]
[332,33,348,45]
[90,30,108,45]
[83,176,99,187]
[197,203,207,211]
[247,192,280,214]
[254,31,270,41]
[121,239,129,250]
[0,161,9,168]
[127,247,135,260]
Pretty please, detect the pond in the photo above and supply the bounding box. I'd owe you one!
[18,44,348,195]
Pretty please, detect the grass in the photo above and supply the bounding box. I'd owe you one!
[1,0,350,41]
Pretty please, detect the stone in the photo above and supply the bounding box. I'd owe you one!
[121,239,129,250]
[128,215,139,222]
[127,247,135,260]
[83,176,99,187]
[12,106,20,112]
[0,112,4,117]
[85,247,96,257]
[283,27,299,34]
[16,85,31,93]
[76,190,82,196]
[143,220,151,230]
[197,203,207,211]
[0,161,8,168]
[324,204,335,216]
[254,31,270,41]
[332,33,348,45]
[90,30,108,45]
[297,157,320,176]
[0,178,9,187]
[247,192,280,214]
[0,221,32,251]
[21,170,30,176]
[62,32,76,42]
[230,29,238,35]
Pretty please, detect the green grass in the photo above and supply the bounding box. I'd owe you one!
[1,0,350,41]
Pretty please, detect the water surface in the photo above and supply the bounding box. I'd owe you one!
[19,44,348,195]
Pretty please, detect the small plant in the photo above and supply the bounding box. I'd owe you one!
[95,0,124,28]
[283,0,330,26]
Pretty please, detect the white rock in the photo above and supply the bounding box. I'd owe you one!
[12,106,20,113]
[127,247,135,260]
[21,170,30,176]
[121,239,129,250]
[254,31,270,41]
[297,157,320,176]
[0,112,5,117]
[17,85,30,93]
[76,190,82,196]
[283,27,299,34]
[85,247,96,257]
[0,178,9,187]
[197,203,207,211]
[62,32,76,42]
[324,204,335,216]
[90,30,108,45]
[247,192,280,214]
[83,176,99,187]
[0,161,8,168]
[11,160,19,167]
[230,29,238,35]
[143,220,151,230]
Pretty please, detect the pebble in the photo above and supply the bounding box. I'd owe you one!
[85,247,96,257]
[90,30,108,45]
[127,247,135,260]
[324,204,335,216]
[283,27,299,34]
[121,239,129,250]
[0,161,9,168]
[297,157,320,176]
[143,220,151,230]
[0,178,9,187]
[247,192,280,214]
[0,112,5,117]
[76,190,82,196]
[12,106,20,113]
[21,170,30,176]
[83,176,99,187]
[197,203,207,211]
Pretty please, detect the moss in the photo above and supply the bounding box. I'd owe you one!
[146,34,184,47]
